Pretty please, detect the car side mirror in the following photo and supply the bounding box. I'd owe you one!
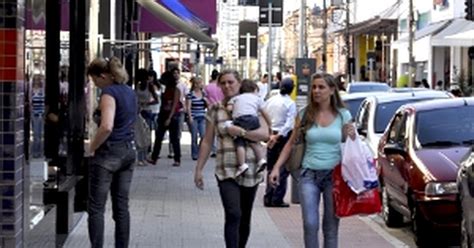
[383,143,407,157]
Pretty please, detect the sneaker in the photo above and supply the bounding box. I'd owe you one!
[236,163,249,177]
[210,153,216,158]
[172,162,180,167]
[167,154,174,159]
[256,159,267,173]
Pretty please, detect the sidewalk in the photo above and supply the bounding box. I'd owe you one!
[63,134,409,248]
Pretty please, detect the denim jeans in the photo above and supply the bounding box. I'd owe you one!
[190,116,206,159]
[31,114,44,157]
[88,141,137,248]
[151,112,181,162]
[218,179,258,248]
[298,168,339,248]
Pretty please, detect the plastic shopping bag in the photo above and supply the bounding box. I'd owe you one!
[332,164,382,217]
[341,133,378,194]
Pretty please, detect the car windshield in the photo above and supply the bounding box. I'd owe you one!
[374,98,440,133]
[348,84,390,93]
[416,106,474,148]
[345,99,364,117]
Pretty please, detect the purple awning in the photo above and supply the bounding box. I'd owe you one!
[138,0,216,34]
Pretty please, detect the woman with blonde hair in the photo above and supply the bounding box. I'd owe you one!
[269,73,356,248]
[186,76,209,160]
[87,57,138,248]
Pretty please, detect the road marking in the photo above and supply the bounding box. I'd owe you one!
[357,215,411,248]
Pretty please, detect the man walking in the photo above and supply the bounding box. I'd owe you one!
[263,78,297,207]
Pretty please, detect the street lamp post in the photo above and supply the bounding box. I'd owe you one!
[408,0,416,87]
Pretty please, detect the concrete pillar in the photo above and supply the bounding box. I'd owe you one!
[0,0,26,247]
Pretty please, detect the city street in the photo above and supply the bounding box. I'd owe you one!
[62,133,419,248]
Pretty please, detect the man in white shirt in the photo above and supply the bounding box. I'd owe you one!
[169,68,189,158]
[257,74,269,100]
[263,77,297,207]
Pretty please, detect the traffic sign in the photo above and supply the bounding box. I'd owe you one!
[259,0,283,27]
[238,21,258,58]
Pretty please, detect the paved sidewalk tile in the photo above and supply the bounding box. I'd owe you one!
[63,147,289,248]
[63,139,406,248]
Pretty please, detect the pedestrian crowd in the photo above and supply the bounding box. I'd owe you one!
[85,56,357,248]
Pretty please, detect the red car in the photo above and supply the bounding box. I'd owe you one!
[377,97,474,247]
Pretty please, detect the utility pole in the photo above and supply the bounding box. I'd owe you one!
[345,0,351,83]
[299,0,306,58]
[267,0,273,80]
[408,0,416,87]
[322,0,328,72]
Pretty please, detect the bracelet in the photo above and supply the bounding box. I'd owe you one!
[240,129,247,137]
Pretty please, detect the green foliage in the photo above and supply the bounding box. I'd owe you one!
[396,75,409,88]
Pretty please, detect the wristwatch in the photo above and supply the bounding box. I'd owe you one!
[240,129,247,137]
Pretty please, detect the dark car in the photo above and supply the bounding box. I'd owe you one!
[457,147,474,248]
[346,81,391,94]
[378,97,474,246]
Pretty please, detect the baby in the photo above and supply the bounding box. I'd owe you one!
[224,79,270,176]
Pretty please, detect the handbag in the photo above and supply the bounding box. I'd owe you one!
[134,114,151,149]
[332,164,382,217]
[285,109,307,172]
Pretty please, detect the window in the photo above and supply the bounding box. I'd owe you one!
[356,100,371,135]
[416,106,474,148]
[387,113,405,145]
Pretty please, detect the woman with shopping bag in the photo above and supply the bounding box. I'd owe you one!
[269,73,355,248]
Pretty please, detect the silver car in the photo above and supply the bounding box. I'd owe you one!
[355,90,451,160]
[458,148,474,248]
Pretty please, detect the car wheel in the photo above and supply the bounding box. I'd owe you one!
[461,213,473,248]
[411,204,431,247]
[381,183,404,227]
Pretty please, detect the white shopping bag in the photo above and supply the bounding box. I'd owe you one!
[341,132,378,194]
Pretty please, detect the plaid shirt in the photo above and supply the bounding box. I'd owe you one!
[206,103,264,187]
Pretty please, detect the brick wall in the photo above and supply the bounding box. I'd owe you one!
[0,0,26,247]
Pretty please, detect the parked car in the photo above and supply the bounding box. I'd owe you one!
[346,81,391,93]
[457,147,474,248]
[354,91,451,160]
[391,87,432,93]
[342,92,392,118]
[378,97,474,246]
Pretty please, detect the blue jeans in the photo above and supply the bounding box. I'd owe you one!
[218,179,258,248]
[298,168,339,248]
[31,114,44,157]
[88,141,137,248]
[190,116,206,159]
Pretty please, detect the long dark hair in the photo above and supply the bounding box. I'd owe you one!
[302,73,345,131]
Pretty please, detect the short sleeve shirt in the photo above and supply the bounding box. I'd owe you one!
[300,108,352,170]
[206,103,264,187]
